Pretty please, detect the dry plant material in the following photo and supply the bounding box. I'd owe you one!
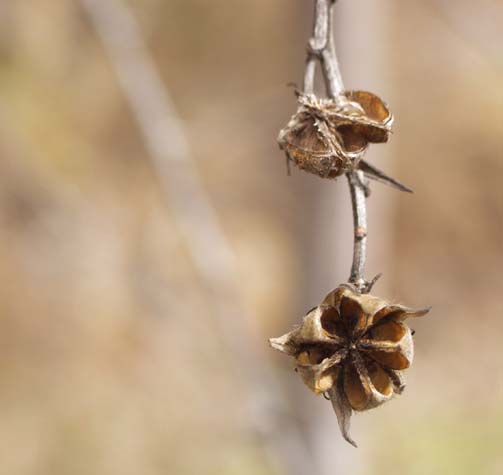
[270,285,430,447]
[269,0,430,448]
[278,91,392,178]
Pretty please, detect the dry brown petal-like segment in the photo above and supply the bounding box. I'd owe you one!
[368,361,393,397]
[325,91,393,151]
[296,351,345,393]
[344,90,393,142]
[344,361,371,411]
[347,90,391,122]
[361,320,413,370]
[269,284,430,446]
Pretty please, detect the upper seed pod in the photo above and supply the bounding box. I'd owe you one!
[277,91,393,179]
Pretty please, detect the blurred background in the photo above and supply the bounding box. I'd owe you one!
[0,1,502,474]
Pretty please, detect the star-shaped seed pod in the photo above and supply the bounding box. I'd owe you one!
[269,285,430,447]
[278,92,411,192]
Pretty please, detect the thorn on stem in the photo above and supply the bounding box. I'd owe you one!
[364,273,383,293]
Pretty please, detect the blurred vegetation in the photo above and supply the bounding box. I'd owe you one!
[0,1,502,474]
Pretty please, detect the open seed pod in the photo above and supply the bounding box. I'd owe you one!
[278,94,364,179]
[278,92,393,178]
[269,284,430,447]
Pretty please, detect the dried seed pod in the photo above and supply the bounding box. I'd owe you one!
[269,285,430,447]
[277,92,393,179]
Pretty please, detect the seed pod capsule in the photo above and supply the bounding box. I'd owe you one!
[278,91,393,179]
[270,285,430,447]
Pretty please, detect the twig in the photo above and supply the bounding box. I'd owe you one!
[320,1,345,98]
[347,171,368,290]
[304,0,328,94]
[305,0,344,97]
[304,0,368,291]
[79,1,316,474]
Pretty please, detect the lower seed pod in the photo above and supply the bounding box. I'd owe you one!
[269,284,430,447]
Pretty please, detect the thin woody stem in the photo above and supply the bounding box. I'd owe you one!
[304,0,344,97]
[303,56,316,95]
[304,0,368,291]
[320,1,344,97]
[347,171,367,289]
[303,0,328,94]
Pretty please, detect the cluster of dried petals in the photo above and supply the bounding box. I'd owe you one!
[269,285,430,447]
[277,91,393,179]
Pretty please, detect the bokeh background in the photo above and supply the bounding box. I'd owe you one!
[1,1,502,474]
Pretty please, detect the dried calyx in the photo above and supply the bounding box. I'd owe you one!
[278,91,412,193]
[269,285,430,447]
